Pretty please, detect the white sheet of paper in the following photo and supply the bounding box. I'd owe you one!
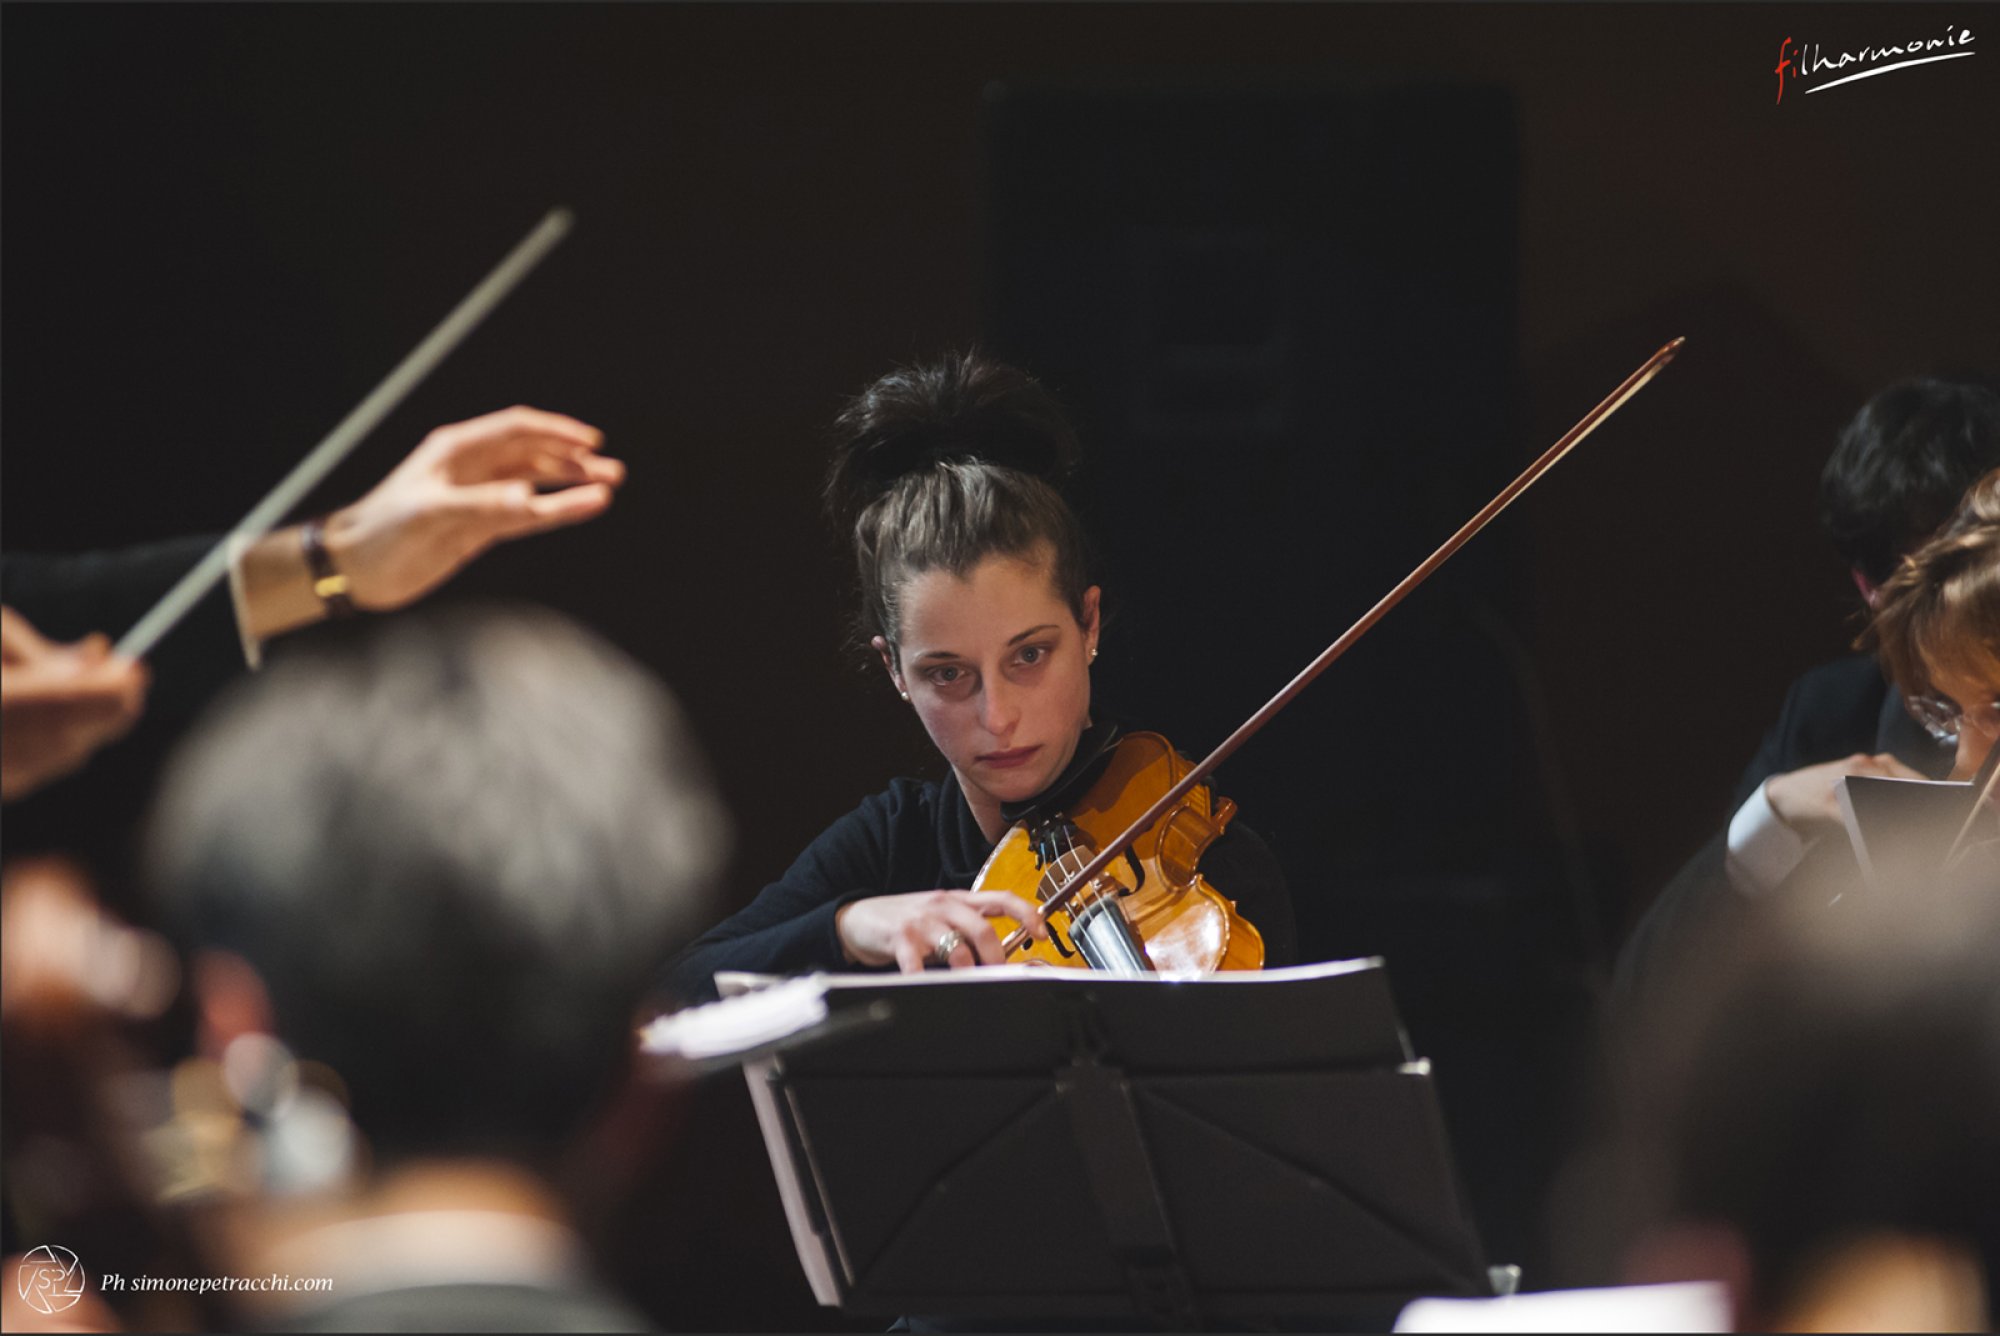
[639,975,829,1060]
[1395,1280,1729,1333]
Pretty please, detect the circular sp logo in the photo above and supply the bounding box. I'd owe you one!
[15,1245,87,1316]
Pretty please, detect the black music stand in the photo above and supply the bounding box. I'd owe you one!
[723,959,1495,1328]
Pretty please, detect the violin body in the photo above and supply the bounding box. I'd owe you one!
[972,732,1264,976]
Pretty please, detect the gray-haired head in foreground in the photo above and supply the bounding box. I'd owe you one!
[147,604,729,1165]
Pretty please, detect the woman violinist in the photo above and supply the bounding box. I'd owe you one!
[666,353,1295,1001]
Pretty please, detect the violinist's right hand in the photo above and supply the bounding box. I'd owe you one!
[836,889,1047,973]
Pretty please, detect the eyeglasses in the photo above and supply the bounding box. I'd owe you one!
[1904,691,2000,745]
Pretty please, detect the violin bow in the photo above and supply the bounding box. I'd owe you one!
[1942,733,2000,874]
[115,207,574,661]
[1002,336,1687,954]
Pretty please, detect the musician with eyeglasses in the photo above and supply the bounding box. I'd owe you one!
[1863,466,2000,789]
[1618,378,2000,1002]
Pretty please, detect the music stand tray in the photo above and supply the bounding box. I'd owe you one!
[720,959,1492,1326]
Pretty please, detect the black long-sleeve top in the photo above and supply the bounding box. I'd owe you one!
[665,765,1297,1004]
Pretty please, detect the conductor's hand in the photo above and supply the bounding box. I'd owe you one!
[1764,752,1928,836]
[0,606,149,802]
[836,890,1049,973]
[324,405,624,611]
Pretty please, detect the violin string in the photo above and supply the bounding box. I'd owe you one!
[1058,826,1100,923]
[1072,825,1123,929]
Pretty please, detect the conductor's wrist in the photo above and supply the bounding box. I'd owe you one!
[301,514,359,620]
[234,526,329,648]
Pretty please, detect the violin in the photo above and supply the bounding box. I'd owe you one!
[970,338,1686,976]
[973,731,1262,976]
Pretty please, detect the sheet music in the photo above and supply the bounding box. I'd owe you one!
[1836,774,1976,890]
[638,975,829,1060]
[1395,1281,1729,1332]
[721,956,1382,995]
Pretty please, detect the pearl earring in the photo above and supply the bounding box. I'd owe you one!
[899,690,910,701]
[1089,646,1099,663]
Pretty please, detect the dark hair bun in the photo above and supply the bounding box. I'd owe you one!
[825,350,1079,531]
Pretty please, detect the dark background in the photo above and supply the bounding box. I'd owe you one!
[5,2,1997,1327]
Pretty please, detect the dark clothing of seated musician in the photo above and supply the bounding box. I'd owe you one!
[1614,653,1952,1005]
[668,352,1296,1003]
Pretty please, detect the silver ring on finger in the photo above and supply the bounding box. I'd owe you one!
[932,929,964,964]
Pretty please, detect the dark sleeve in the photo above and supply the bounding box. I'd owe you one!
[3,538,218,639]
[1617,659,1884,1012]
[2,537,242,727]
[1612,828,1741,1013]
[662,790,905,1003]
[1729,657,1891,809]
[1728,694,1799,813]
[1616,697,1789,1012]
[1202,820,1297,968]
[1613,684,1795,1012]
[1,540,256,905]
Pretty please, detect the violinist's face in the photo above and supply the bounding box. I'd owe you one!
[877,546,1100,837]
[1928,659,2000,782]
